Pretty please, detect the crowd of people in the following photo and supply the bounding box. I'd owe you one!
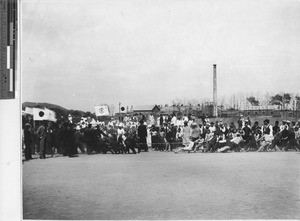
[172,117,300,153]
[22,112,300,161]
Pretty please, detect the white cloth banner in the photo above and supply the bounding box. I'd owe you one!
[95,105,110,116]
[24,107,34,115]
[44,108,57,122]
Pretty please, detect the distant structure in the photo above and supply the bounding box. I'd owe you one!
[213,64,218,117]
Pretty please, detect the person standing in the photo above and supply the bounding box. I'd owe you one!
[117,123,126,147]
[46,122,55,156]
[159,114,164,127]
[137,120,148,153]
[272,121,280,136]
[24,123,33,161]
[146,125,152,149]
[36,121,47,159]
[171,114,177,126]
[182,121,190,147]
[84,124,95,155]
[149,114,155,126]
[200,113,206,125]
[74,126,86,154]
[65,123,78,157]
[237,115,244,129]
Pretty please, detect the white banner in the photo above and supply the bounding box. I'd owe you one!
[44,108,57,122]
[24,107,34,115]
[95,105,110,116]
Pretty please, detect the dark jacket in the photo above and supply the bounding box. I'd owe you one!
[138,124,147,138]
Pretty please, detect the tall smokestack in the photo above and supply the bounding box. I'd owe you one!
[213,64,218,117]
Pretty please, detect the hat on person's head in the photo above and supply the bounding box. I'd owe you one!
[264,119,270,124]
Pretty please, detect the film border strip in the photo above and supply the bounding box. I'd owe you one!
[0,0,18,99]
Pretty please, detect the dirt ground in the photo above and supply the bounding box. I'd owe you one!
[23,151,300,220]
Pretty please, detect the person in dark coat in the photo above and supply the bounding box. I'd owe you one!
[59,122,68,156]
[24,123,33,160]
[124,130,137,154]
[46,122,55,156]
[241,121,252,145]
[63,122,78,157]
[93,125,106,153]
[83,124,95,154]
[36,121,47,159]
[74,126,86,154]
[272,121,280,136]
[137,120,148,153]
[159,114,164,126]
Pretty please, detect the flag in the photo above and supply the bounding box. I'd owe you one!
[44,108,57,122]
[120,106,126,113]
[33,108,48,121]
[95,105,110,116]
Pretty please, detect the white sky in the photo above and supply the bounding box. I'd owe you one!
[21,0,300,112]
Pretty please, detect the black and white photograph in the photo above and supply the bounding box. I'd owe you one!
[0,0,300,220]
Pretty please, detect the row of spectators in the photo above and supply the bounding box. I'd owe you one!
[172,118,300,153]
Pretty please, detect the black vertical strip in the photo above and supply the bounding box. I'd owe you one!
[7,0,9,45]
[13,1,15,29]
[14,0,17,93]
[13,0,16,92]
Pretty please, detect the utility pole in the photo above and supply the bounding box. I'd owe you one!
[118,102,121,121]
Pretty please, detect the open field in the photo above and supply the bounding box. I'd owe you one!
[23,151,300,220]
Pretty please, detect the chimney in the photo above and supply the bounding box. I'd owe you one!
[213,64,218,117]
